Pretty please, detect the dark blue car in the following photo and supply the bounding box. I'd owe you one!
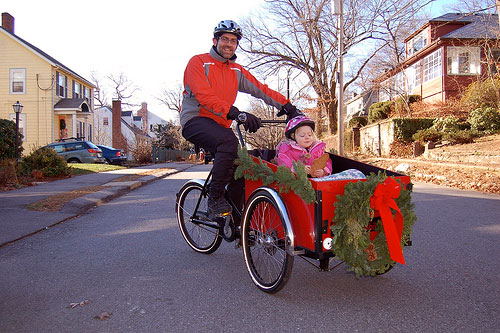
[96,145,127,165]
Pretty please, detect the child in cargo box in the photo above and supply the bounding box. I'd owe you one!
[276,115,366,181]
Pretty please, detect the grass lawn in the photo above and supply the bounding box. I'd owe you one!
[69,163,126,175]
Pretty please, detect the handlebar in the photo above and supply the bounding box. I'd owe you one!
[236,118,287,148]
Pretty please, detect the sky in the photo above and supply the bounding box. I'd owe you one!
[3,0,459,122]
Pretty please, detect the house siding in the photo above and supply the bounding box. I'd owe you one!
[0,31,54,150]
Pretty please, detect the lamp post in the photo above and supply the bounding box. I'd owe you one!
[12,101,23,160]
[332,0,344,155]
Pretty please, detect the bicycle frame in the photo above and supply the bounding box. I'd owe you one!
[182,118,287,234]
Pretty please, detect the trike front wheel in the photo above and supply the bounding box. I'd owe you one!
[242,190,294,293]
[176,182,222,254]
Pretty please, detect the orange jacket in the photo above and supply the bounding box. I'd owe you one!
[180,47,289,128]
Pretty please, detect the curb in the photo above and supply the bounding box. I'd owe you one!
[0,164,196,248]
[61,167,189,215]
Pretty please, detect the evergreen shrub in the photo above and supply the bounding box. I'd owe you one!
[348,116,368,128]
[468,107,500,133]
[412,128,442,143]
[461,78,500,110]
[368,101,393,123]
[392,118,435,142]
[0,119,24,160]
[20,147,71,178]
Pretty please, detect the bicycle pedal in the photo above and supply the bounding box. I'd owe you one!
[219,216,237,242]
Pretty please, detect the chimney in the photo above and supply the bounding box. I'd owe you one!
[2,13,15,34]
[112,99,127,151]
[137,102,148,134]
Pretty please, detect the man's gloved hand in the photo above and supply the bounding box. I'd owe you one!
[277,102,303,120]
[227,106,261,133]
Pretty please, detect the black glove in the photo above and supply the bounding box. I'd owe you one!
[227,106,261,133]
[277,102,303,120]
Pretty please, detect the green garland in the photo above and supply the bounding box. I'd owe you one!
[330,172,417,277]
[234,147,316,204]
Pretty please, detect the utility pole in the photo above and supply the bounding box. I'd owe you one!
[332,0,344,155]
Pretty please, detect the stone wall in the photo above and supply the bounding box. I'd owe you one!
[359,119,394,156]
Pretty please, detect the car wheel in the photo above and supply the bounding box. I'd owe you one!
[67,158,81,163]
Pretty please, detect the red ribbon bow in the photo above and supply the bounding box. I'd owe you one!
[370,177,406,265]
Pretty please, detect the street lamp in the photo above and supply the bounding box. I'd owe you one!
[12,101,23,160]
[332,0,344,155]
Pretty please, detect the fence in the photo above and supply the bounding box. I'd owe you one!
[152,147,191,163]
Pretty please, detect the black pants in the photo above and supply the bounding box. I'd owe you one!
[182,117,238,198]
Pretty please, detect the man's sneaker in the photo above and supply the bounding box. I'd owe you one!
[207,196,232,219]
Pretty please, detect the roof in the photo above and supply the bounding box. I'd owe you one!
[54,98,89,112]
[121,119,151,138]
[0,26,95,88]
[433,13,500,39]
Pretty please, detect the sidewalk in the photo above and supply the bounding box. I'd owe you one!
[0,162,195,247]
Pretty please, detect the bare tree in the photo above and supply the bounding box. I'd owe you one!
[240,0,436,135]
[91,72,110,109]
[91,72,140,108]
[157,84,183,124]
[108,73,140,108]
[238,100,287,149]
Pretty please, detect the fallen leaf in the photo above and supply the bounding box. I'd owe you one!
[68,300,89,309]
[94,311,112,320]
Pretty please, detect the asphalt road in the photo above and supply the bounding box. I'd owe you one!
[1,164,499,332]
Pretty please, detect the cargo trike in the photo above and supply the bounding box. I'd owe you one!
[176,119,414,293]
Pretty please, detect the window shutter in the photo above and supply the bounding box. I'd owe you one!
[65,76,68,97]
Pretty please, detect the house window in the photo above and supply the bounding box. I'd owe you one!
[423,48,442,83]
[57,72,67,97]
[394,71,404,95]
[414,61,421,86]
[10,68,26,94]
[73,81,82,98]
[84,86,92,107]
[408,28,428,57]
[76,121,84,139]
[405,60,422,94]
[103,117,109,126]
[447,46,480,75]
[488,49,500,74]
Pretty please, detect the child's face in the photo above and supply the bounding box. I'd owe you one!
[294,125,315,149]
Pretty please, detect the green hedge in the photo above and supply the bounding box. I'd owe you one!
[392,118,435,143]
[368,101,393,123]
[348,116,368,128]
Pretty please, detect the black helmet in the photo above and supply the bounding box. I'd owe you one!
[214,20,243,40]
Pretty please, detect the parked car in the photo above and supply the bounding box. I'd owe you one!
[44,139,105,163]
[96,145,127,165]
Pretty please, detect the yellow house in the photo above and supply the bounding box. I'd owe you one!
[0,12,95,155]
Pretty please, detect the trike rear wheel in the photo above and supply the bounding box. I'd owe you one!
[177,182,222,254]
[242,190,294,293]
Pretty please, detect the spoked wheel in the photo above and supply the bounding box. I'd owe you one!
[176,182,222,254]
[242,190,294,293]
